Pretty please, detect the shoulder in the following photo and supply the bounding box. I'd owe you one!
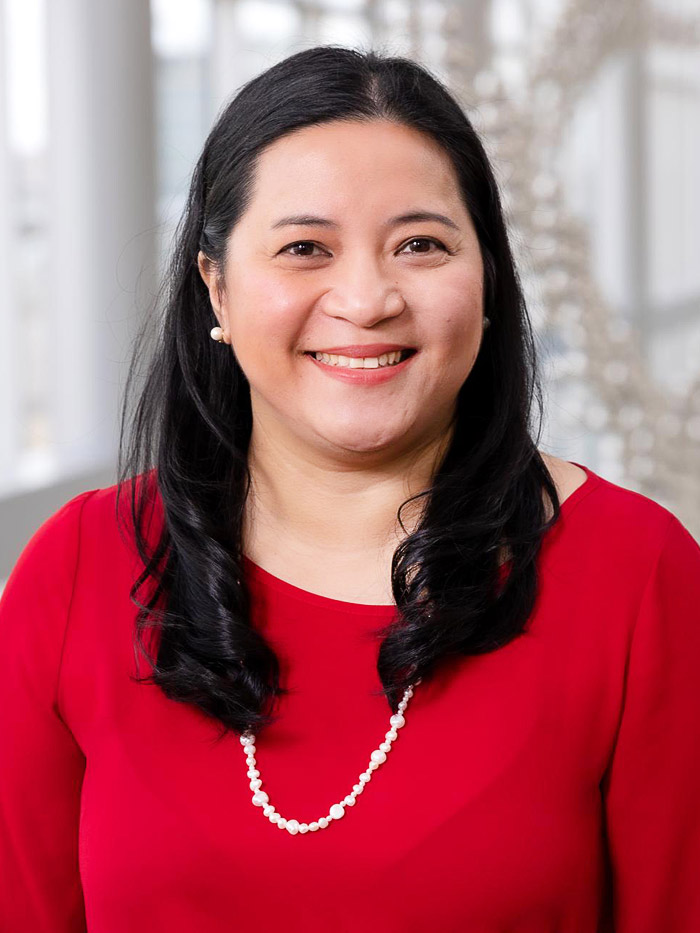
[60,469,162,538]
[0,488,101,681]
[6,488,100,586]
[540,451,677,528]
[3,471,159,593]
[541,455,698,585]
[538,452,588,507]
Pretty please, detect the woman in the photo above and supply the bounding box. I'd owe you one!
[1,45,699,933]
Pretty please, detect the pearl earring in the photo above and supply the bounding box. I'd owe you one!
[210,326,225,343]
[483,317,491,329]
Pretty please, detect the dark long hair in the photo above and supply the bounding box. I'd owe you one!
[116,44,560,741]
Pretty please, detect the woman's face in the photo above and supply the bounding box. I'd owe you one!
[198,118,486,461]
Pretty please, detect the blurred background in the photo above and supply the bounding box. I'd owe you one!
[1,0,699,586]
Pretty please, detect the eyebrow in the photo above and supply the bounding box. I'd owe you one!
[270,210,461,232]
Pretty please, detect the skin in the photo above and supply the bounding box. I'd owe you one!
[198,119,586,604]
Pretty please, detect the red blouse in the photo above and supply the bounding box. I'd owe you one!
[1,462,700,932]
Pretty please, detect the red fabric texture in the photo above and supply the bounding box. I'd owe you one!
[1,462,700,932]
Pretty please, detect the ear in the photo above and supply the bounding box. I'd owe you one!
[197,251,220,311]
[197,251,231,343]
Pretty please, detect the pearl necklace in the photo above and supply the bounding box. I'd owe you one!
[239,678,422,835]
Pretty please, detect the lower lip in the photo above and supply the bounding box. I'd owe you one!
[305,352,418,385]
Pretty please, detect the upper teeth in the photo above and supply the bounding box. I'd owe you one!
[312,350,406,368]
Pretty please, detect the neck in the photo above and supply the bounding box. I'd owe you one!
[242,418,453,566]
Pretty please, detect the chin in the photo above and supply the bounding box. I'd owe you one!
[311,422,400,452]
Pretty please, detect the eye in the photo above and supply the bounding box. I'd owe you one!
[280,241,326,258]
[279,237,450,259]
[399,237,449,255]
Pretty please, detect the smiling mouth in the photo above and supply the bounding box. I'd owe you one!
[304,349,417,369]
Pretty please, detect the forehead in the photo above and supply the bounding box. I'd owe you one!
[244,119,466,221]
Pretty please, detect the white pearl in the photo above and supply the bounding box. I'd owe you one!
[210,326,224,341]
[243,681,419,833]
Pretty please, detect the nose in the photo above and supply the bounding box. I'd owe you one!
[320,255,406,328]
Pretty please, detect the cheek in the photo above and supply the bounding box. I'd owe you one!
[226,273,308,357]
[427,278,483,353]
[419,286,483,398]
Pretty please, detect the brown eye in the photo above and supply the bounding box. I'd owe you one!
[282,241,324,258]
[400,237,448,255]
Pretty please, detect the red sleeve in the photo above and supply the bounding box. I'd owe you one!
[602,513,700,930]
[0,490,97,933]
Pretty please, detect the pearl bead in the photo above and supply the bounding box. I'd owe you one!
[239,681,418,834]
[210,326,224,341]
